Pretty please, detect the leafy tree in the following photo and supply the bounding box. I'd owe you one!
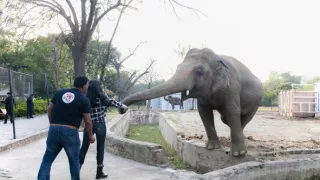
[86,40,120,80]
[0,34,73,97]
[262,71,302,107]
[8,0,203,77]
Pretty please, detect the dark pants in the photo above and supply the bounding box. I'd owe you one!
[4,108,12,123]
[38,126,80,180]
[27,106,33,118]
[79,122,106,167]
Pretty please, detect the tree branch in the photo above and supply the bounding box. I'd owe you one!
[90,0,122,36]
[32,2,59,13]
[98,0,136,82]
[120,41,147,64]
[169,0,207,18]
[168,0,182,21]
[33,0,76,32]
[126,59,155,91]
[82,0,97,45]
[65,0,79,31]
[104,3,127,65]
[124,71,137,89]
[80,0,87,37]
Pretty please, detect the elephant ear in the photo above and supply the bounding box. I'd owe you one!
[211,60,230,93]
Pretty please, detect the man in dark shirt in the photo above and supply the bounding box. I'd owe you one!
[26,94,34,119]
[37,76,95,180]
[3,92,15,124]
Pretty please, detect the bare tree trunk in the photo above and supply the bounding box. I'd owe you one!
[52,36,60,90]
[116,68,121,101]
[72,42,87,77]
[147,77,152,109]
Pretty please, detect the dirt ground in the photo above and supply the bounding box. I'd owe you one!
[164,111,320,153]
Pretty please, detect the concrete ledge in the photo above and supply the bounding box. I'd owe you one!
[105,110,167,165]
[202,158,320,180]
[158,111,320,178]
[159,113,253,173]
[182,140,256,173]
[107,112,130,137]
[257,149,320,157]
[0,129,48,153]
[105,134,166,165]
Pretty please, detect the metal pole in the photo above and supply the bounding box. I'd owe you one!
[8,69,16,139]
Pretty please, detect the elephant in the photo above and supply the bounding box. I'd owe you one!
[121,48,264,157]
[163,95,184,110]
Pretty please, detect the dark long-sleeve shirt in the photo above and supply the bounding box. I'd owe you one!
[4,96,15,109]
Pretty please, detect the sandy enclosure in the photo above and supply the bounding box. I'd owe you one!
[163,111,320,152]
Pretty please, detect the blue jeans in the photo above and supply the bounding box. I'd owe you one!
[38,125,80,180]
[79,122,106,167]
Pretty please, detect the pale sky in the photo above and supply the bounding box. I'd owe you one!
[32,0,320,82]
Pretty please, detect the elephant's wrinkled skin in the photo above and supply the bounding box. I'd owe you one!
[121,48,264,157]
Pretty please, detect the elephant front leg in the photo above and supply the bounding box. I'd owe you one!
[198,104,220,150]
[223,106,247,156]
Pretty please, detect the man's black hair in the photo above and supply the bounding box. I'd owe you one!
[73,75,89,88]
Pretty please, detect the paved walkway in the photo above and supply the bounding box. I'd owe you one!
[0,133,198,180]
[0,115,49,147]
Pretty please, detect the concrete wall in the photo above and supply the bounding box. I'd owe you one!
[106,110,320,179]
[108,112,130,137]
[201,158,320,180]
[105,110,166,166]
[105,134,166,166]
[129,110,159,124]
[159,113,179,151]
[182,140,256,173]
[158,113,257,173]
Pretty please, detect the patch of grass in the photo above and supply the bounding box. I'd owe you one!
[126,124,190,170]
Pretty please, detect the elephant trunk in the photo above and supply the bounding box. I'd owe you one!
[121,74,192,106]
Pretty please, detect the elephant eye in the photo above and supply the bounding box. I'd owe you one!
[195,67,203,76]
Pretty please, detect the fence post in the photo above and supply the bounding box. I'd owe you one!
[8,69,16,139]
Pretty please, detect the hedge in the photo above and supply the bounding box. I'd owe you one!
[0,99,48,118]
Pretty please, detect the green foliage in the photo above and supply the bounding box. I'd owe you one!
[0,98,48,118]
[14,98,48,117]
[101,69,118,93]
[0,34,73,98]
[262,71,302,107]
[86,40,121,80]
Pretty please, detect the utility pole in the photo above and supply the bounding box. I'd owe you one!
[8,69,16,139]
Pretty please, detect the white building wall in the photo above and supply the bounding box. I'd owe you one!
[147,92,198,110]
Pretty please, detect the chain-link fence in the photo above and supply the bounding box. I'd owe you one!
[0,67,33,102]
[0,67,9,102]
